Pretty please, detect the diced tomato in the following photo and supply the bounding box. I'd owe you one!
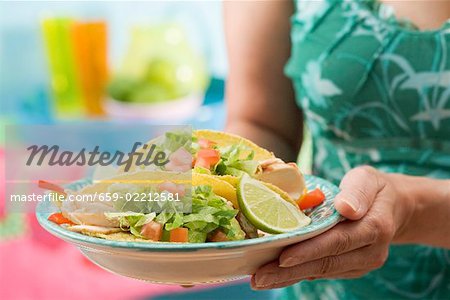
[297,188,326,210]
[140,221,163,241]
[195,149,220,169]
[198,138,216,149]
[169,227,189,243]
[208,230,228,242]
[197,148,220,160]
[194,157,210,169]
[38,180,67,197]
[48,213,74,225]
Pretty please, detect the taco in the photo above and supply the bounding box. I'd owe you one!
[42,168,311,243]
[44,171,248,243]
[119,129,307,202]
[41,130,318,243]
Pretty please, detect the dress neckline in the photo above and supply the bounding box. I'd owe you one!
[358,0,450,35]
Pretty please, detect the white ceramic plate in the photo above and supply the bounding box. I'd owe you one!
[36,175,341,285]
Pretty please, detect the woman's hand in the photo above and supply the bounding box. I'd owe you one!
[251,166,417,290]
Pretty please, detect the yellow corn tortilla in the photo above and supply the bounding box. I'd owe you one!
[75,230,156,242]
[74,171,238,208]
[194,130,274,161]
[215,174,239,188]
[78,170,191,195]
[67,170,238,209]
[211,175,298,208]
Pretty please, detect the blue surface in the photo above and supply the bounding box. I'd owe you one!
[203,78,225,106]
[0,78,226,128]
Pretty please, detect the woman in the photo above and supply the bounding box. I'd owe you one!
[224,0,450,299]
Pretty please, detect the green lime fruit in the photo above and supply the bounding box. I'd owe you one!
[237,174,310,234]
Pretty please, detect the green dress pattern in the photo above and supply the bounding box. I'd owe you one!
[280,0,450,299]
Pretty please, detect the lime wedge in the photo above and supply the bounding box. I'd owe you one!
[237,174,311,234]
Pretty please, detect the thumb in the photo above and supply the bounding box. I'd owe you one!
[334,166,384,220]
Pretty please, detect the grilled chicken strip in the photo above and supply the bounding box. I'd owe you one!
[255,158,306,201]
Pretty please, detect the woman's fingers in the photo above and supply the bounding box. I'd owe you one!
[251,269,369,290]
[279,220,377,267]
[334,166,385,220]
[255,246,387,289]
[251,275,301,290]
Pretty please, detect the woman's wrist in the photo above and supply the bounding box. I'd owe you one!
[389,173,450,248]
[384,173,417,244]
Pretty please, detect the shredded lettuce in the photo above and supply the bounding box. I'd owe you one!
[106,167,252,240]
[161,131,192,152]
[171,185,243,242]
[188,230,208,243]
[108,183,156,213]
[225,218,246,240]
[164,213,184,231]
[155,212,175,225]
[193,166,211,175]
[184,185,244,242]
[213,143,260,177]
[114,185,245,243]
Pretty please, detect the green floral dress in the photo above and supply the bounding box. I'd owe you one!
[280,0,450,299]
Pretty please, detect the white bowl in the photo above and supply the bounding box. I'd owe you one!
[36,176,341,285]
[105,93,203,121]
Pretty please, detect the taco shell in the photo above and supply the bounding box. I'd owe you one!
[194,130,274,161]
[211,175,298,208]
[118,129,275,173]
[78,170,190,195]
[71,229,155,242]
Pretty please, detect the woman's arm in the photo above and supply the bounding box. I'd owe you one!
[223,1,303,162]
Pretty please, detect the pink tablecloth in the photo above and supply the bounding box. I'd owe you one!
[0,215,186,300]
[0,147,185,300]
[0,214,188,300]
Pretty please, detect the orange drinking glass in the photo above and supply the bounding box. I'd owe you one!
[72,21,108,116]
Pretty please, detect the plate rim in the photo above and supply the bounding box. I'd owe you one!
[36,175,341,251]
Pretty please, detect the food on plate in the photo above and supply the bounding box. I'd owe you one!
[297,188,326,210]
[237,174,310,234]
[41,130,328,243]
[44,172,246,243]
[121,130,308,201]
[192,130,306,201]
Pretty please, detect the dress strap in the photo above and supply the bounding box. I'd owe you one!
[292,0,338,37]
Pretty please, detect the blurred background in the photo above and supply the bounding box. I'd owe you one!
[0,1,278,299]
[0,1,228,124]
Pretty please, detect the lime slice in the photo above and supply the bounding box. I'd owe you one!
[237,174,311,234]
